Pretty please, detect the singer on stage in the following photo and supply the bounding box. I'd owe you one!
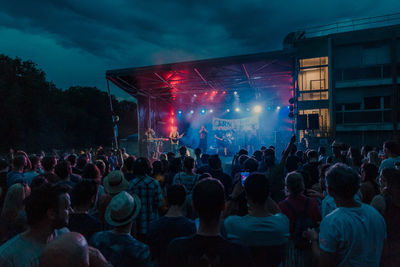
[199,125,208,153]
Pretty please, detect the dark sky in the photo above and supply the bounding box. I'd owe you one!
[1,0,400,100]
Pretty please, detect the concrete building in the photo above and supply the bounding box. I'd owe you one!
[287,18,400,147]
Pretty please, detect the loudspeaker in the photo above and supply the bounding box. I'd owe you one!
[297,115,307,130]
[308,114,319,130]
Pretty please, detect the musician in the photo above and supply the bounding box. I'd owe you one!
[214,126,228,157]
[144,127,156,157]
[169,126,183,153]
[144,127,155,140]
[199,125,208,153]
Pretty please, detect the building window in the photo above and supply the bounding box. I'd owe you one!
[344,103,361,110]
[364,96,380,109]
[384,96,391,109]
[298,57,329,101]
[336,95,392,125]
[299,108,330,132]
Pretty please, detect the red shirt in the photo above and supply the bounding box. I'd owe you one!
[278,194,321,236]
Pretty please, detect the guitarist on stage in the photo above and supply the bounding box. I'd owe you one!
[214,126,228,157]
[169,126,184,153]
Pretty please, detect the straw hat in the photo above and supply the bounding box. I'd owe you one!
[105,191,141,227]
[103,171,129,195]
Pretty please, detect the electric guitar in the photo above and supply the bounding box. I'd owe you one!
[170,133,185,144]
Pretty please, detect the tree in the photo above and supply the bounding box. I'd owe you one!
[0,54,137,153]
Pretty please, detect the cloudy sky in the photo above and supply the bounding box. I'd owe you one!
[1,0,400,100]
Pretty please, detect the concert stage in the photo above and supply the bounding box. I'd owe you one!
[107,50,296,157]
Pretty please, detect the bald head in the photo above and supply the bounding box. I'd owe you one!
[40,232,89,267]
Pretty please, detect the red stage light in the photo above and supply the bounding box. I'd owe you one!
[170,118,174,124]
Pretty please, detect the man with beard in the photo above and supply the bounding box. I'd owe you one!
[0,184,72,267]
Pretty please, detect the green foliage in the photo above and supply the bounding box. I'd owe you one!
[0,54,137,153]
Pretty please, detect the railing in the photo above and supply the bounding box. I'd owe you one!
[299,12,400,38]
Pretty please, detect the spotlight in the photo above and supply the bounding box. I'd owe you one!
[178,110,183,115]
[267,106,271,111]
[277,106,281,110]
[193,94,197,97]
[234,91,238,95]
[235,107,240,112]
[200,108,206,114]
[209,109,214,113]
[222,91,226,94]
[226,109,230,112]
[190,110,194,114]
[253,105,262,113]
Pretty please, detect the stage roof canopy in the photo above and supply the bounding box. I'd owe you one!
[106,49,295,108]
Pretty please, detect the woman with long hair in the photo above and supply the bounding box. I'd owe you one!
[0,183,31,244]
[360,163,380,204]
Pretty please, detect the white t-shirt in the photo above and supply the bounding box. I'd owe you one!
[0,228,70,267]
[321,192,361,218]
[224,213,290,246]
[319,203,386,267]
[0,234,44,267]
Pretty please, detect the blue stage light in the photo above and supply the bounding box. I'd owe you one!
[178,110,183,115]
[200,108,206,114]
[190,110,194,114]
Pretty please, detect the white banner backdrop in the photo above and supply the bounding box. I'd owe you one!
[212,117,259,131]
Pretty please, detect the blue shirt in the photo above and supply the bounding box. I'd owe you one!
[6,170,25,188]
[224,213,290,246]
[319,203,386,267]
[23,171,39,185]
[172,172,199,194]
[90,231,152,267]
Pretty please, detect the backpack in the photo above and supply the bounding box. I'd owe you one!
[283,197,315,250]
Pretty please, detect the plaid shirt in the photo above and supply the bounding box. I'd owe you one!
[90,231,152,267]
[128,175,162,235]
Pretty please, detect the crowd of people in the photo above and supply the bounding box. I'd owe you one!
[0,137,399,266]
